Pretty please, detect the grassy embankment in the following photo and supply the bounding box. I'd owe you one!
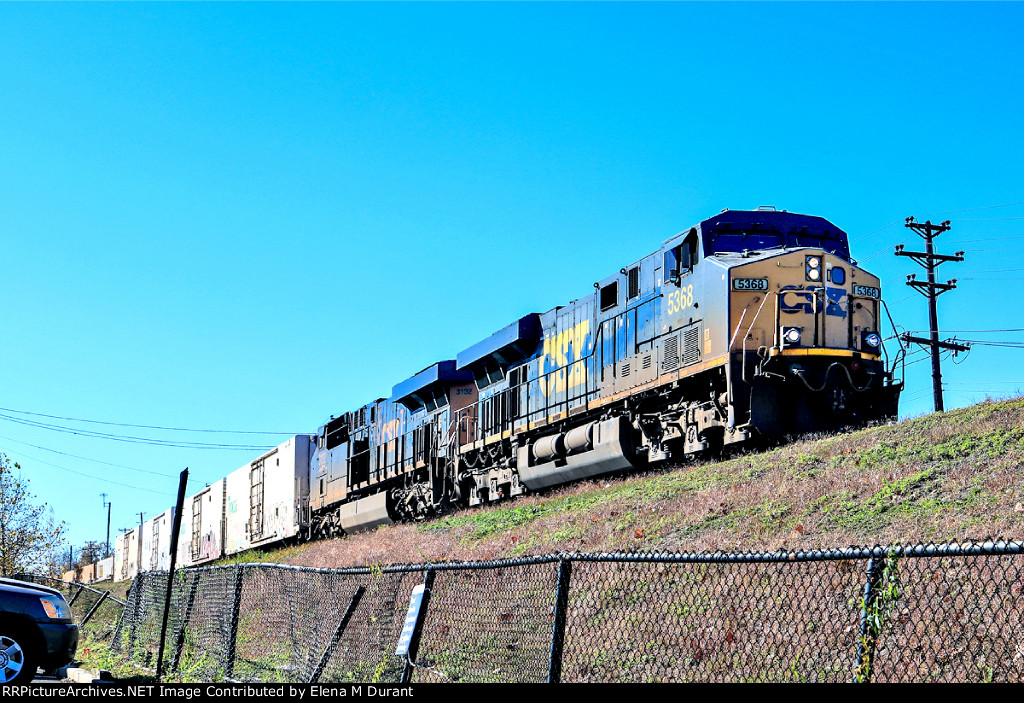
[286,395,1024,567]
[77,396,1024,678]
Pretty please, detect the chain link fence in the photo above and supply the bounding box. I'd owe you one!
[105,541,1024,683]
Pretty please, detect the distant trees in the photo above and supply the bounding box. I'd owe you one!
[74,540,107,569]
[0,453,67,576]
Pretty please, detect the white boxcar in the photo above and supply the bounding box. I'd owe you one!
[95,557,114,582]
[114,527,140,581]
[224,435,312,556]
[141,508,176,572]
[177,479,226,568]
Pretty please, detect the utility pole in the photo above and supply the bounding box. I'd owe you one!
[895,217,969,412]
[101,494,112,559]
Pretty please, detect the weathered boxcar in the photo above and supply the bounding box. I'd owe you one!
[176,479,226,568]
[113,527,140,581]
[140,508,175,573]
[94,557,113,583]
[224,435,313,555]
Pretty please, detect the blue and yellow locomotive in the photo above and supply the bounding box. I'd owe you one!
[307,208,903,536]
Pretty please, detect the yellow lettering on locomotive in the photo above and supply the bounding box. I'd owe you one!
[541,319,592,396]
[379,418,402,442]
[666,285,694,315]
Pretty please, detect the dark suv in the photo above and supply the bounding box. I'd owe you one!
[0,578,79,684]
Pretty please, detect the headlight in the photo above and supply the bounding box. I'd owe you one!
[805,256,821,281]
[862,331,881,349]
[783,327,802,346]
[40,597,72,619]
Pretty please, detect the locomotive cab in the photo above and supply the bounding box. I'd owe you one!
[706,211,901,435]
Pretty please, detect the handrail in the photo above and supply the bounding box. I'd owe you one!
[879,298,906,385]
[740,292,774,382]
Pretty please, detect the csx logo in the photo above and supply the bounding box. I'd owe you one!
[380,418,402,442]
[542,319,591,395]
[780,285,847,318]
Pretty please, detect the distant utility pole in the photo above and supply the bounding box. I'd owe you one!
[101,494,112,559]
[895,217,969,412]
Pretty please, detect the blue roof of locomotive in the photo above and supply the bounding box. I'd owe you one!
[392,360,473,403]
[698,210,851,260]
[456,313,542,371]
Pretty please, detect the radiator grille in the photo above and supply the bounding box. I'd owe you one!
[661,335,679,372]
[683,325,701,366]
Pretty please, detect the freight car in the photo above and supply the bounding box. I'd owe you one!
[113,527,139,581]
[72,208,902,580]
[306,208,903,537]
[162,436,314,568]
[141,508,175,572]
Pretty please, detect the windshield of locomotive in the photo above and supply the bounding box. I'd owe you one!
[706,228,851,259]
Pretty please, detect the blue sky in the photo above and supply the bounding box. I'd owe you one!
[1,3,1022,554]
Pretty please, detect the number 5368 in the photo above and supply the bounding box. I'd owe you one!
[666,285,694,315]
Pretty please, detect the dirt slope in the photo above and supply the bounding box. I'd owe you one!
[237,396,1024,570]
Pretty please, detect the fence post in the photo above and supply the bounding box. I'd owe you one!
[400,570,436,684]
[157,467,189,680]
[855,555,886,683]
[171,573,201,673]
[68,584,86,608]
[126,574,145,661]
[224,565,245,679]
[548,559,573,684]
[309,586,366,683]
[81,590,110,626]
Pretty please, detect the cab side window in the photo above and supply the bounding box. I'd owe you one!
[665,229,699,284]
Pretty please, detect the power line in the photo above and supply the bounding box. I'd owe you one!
[0,433,221,489]
[953,340,1024,349]
[951,236,1024,244]
[851,199,1024,244]
[851,220,902,243]
[919,202,1024,217]
[942,388,1024,395]
[0,433,179,478]
[949,217,1024,222]
[3,448,176,496]
[953,266,1024,274]
[0,412,275,450]
[901,328,1024,334]
[0,405,296,436]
